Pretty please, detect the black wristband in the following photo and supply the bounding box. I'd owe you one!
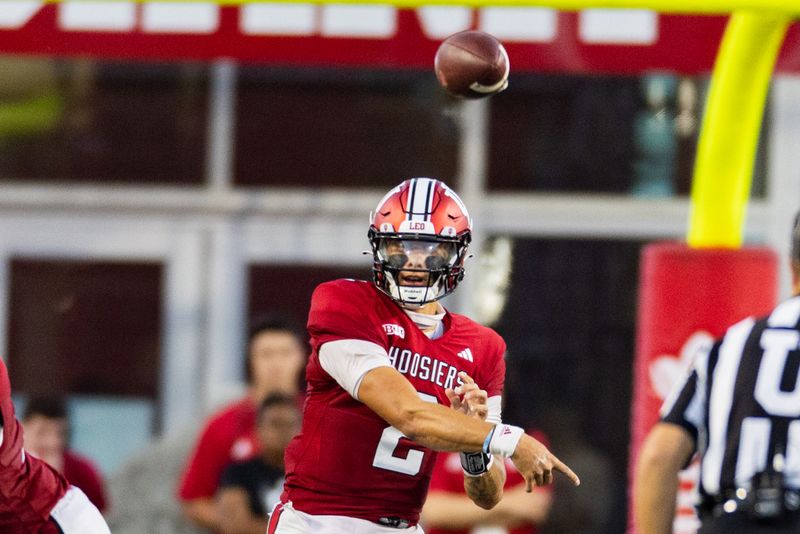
[460,451,493,476]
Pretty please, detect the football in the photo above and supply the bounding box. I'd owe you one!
[434,30,510,99]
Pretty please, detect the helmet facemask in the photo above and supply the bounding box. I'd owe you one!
[368,178,473,307]
[369,233,470,307]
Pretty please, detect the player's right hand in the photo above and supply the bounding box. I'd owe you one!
[445,372,488,421]
[511,433,580,491]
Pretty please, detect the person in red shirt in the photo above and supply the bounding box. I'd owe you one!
[216,393,302,534]
[422,431,553,534]
[0,358,110,533]
[22,396,108,513]
[271,178,579,533]
[178,316,307,530]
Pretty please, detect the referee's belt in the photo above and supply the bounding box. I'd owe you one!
[701,489,800,517]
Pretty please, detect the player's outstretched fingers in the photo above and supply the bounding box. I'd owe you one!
[553,455,581,486]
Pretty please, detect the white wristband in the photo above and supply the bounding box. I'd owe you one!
[484,424,524,458]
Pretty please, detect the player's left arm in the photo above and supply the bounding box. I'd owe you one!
[633,422,694,534]
[446,372,506,509]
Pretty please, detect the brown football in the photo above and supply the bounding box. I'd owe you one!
[434,30,509,99]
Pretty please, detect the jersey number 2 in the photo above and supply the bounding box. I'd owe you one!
[372,392,437,476]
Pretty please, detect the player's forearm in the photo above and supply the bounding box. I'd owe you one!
[401,401,494,452]
[359,367,494,452]
[464,457,505,509]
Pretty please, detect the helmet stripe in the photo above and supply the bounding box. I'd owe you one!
[409,177,434,221]
[407,178,419,221]
[423,179,435,221]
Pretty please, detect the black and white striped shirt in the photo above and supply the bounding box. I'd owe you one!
[661,295,800,501]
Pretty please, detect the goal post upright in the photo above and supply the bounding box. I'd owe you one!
[687,13,790,248]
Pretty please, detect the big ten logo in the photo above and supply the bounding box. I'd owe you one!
[383,323,405,338]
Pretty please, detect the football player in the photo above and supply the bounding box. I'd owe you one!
[271,178,579,533]
[0,358,110,533]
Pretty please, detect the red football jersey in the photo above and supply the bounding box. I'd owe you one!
[0,359,69,533]
[282,279,506,525]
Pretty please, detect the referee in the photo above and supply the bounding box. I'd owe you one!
[634,212,800,534]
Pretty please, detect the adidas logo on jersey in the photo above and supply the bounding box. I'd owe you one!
[457,348,474,362]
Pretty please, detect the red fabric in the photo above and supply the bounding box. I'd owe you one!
[0,358,69,532]
[426,430,549,534]
[267,502,284,534]
[282,279,506,525]
[177,398,260,501]
[7,6,800,77]
[63,451,107,513]
[627,244,778,534]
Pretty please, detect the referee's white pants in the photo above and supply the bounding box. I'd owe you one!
[268,502,424,534]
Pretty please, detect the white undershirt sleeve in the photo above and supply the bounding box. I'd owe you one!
[318,339,393,400]
[486,395,503,424]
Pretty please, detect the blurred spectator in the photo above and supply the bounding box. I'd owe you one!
[106,431,203,534]
[177,316,306,531]
[22,396,108,513]
[537,407,613,534]
[421,430,552,534]
[216,393,300,534]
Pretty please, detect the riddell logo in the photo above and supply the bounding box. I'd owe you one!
[383,324,405,339]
